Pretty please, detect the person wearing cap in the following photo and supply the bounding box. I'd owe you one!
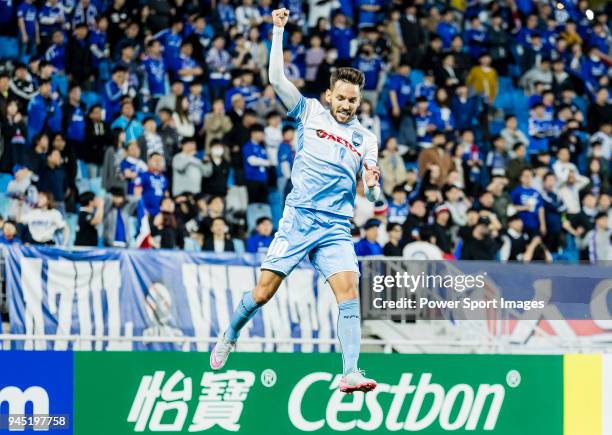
[172,137,210,196]
[246,216,273,253]
[430,204,453,254]
[354,218,383,256]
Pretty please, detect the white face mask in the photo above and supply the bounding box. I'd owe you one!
[590,55,600,62]
[211,146,224,158]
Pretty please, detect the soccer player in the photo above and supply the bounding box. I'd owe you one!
[210,8,381,394]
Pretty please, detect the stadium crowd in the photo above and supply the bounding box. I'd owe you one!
[0,0,609,262]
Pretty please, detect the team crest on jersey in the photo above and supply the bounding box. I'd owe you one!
[352,131,363,148]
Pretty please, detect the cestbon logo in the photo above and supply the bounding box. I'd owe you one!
[288,371,514,432]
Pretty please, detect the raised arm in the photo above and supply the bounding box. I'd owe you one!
[268,8,302,112]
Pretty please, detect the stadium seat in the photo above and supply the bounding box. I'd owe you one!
[246,203,272,234]
[0,194,9,220]
[232,238,245,254]
[0,37,18,61]
[409,69,424,86]
[81,91,100,111]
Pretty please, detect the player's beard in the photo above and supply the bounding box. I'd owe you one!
[331,104,356,123]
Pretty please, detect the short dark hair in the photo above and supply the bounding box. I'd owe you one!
[79,191,95,206]
[250,123,264,134]
[330,67,365,91]
[256,216,271,226]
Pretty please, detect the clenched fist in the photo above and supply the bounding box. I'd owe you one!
[272,8,289,28]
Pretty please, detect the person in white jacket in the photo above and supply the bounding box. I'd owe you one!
[172,95,195,139]
[171,137,211,196]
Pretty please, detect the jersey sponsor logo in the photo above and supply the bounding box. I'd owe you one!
[315,129,362,157]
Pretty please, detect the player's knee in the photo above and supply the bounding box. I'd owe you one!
[252,284,276,305]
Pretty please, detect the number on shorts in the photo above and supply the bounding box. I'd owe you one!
[268,235,289,257]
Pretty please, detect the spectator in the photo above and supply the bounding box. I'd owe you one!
[66,23,93,87]
[450,83,481,133]
[74,192,103,246]
[17,0,39,59]
[466,53,498,104]
[0,100,27,174]
[418,131,454,186]
[135,152,168,216]
[157,108,180,158]
[27,78,62,143]
[142,39,167,111]
[120,140,147,195]
[0,221,22,245]
[102,186,137,247]
[276,126,295,204]
[585,212,612,262]
[63,84,86,161]
[511,168,546,237]
[19,191,69,246]
[172,95,195,140]
[202,140,231,197]
[111,99,143,143]
[38,149,68,213]
[246,216,273,253]
[500,215,552,262]
[460,216,501,260]
[172,137,209,196]
[264,111,282,166]
[155,80,184,113]
[7,165,38,220]
[430,205,453,254]
[354,219,383,256]
[540,172,566,253]
[152,197,185,249]
[242,123,269,203]
[203,98,233,152]
[507,143,531,190]
[500,115,529,152]
[103,65,130,122]
[383,222,404,256]
[203,217,235,252]
[138,117,164,158]
[401,199,428,245]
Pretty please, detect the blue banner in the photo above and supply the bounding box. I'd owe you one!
[6,245,339,352]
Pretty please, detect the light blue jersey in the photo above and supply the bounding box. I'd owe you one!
[262,97,379,280]
[285,96,378,217]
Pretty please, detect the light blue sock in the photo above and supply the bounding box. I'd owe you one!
[337,298,361,375]
[225,291,261,341]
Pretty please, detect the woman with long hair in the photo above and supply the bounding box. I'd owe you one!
[172,95,195,139]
